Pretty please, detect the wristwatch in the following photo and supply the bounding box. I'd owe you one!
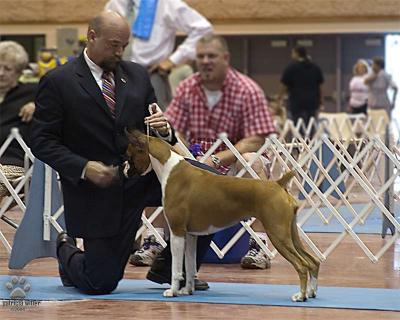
[211,155,221,168]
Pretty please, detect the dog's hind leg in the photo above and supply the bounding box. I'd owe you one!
[267,232,309,302]
[163,232,185,297]
[180,233,197,295]
[290,218,320,298]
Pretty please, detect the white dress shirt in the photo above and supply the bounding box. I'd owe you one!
[83,49,115,89]
[105,0,213,67]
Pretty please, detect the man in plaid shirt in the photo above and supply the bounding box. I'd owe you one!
[163,34,275,271]
[165,35,276,175]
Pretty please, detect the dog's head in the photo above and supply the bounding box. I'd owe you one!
[124,129,151,177]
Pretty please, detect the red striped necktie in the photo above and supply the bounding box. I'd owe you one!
[101,72,116,117]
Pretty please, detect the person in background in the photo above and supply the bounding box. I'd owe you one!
[267,95,287,133]
[163,34,277,271]
[278,46,324,133]
[365,56,398,117]
[104,0,212,109]
[0,41,36,203]
[37,48,58,78]
[348,59,370,115]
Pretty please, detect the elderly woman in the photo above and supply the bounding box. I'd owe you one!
[365,56,398,117]
[0,41,37,201]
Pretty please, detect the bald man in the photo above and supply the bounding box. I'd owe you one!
[31,11,176,294]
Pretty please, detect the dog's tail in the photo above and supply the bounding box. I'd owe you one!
[276,170,296,187]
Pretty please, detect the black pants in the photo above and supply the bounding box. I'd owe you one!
[290,108,318,138]
[58,159,219,294]
[349,103,368,115]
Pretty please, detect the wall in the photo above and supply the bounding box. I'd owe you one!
[1,0,399,24]
[0,0,395,111]
[1,0,399,47]
[0,0,399,35]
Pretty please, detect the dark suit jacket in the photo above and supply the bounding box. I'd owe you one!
[31,54,174,238]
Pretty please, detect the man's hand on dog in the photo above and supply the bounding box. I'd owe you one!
[84,161,119,188]
[144,103,170,136]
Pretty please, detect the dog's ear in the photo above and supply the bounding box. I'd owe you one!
[125,128,147,149]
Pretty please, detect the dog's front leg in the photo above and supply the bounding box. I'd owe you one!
[179,233,197,295]
[163,233,185,297]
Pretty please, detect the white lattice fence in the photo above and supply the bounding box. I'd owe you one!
[2,112,399,264]
[0,128,33,253]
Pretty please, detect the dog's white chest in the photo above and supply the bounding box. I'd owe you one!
[150,152,184,200]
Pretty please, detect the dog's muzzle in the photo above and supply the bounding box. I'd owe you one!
[123,160,152,177]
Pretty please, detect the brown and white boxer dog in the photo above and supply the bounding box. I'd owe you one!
[124,129,320,301]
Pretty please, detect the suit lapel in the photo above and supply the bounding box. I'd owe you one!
[75,55,114,118]
[114,65,128,119]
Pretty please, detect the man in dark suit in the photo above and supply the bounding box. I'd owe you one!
[31,11,213,294]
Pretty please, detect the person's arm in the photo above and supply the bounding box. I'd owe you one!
[165,0,213,67]
[364,71,378,85]
[390,80,398,110]
[277,84,288,107]
[317,66,325,111]
[278,64,292,107]
[18,102,35,122]
[207,83,276,169]
[319,84,324,111]
[204,135,265,168]
[31,75,117,187]
[145,103,173,141]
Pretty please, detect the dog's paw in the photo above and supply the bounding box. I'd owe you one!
[178,287,193,295]
[307,288,317,298]
[163,288,178,298]
[291,292,307,302]
[5,276,31,299]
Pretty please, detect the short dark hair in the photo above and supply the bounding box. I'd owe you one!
[197,34,229,53]
[88,15,105,36]
[293,46,308,59]
[373,56,385,69]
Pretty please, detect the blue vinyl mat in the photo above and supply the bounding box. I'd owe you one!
[299,203,400,234]
[0,276,399,312]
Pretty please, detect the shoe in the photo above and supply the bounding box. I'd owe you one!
[56,231,76,251]
[146,257,209,291]
[240,236,271,269]
[129,235,164,266]
[147,269,209,291]
[56,232,76,287]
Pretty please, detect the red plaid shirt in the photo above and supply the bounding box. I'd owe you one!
[165,68,275,158]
